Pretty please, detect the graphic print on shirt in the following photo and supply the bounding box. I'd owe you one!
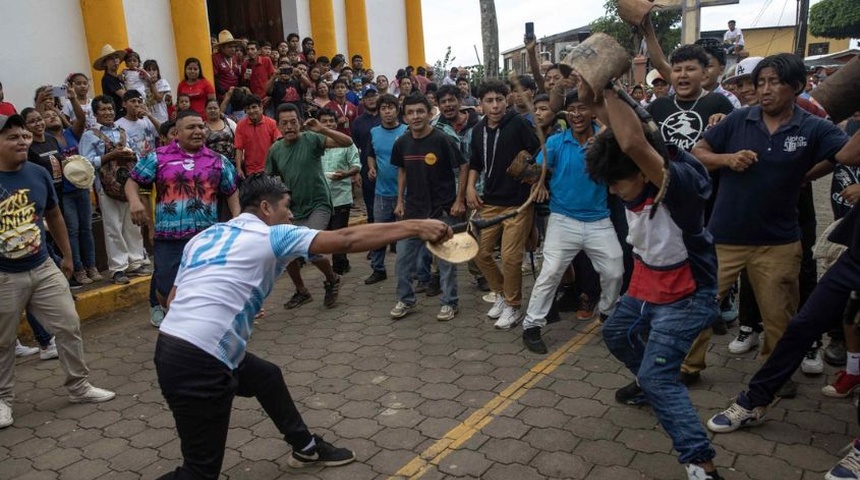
[833,166,860,213]
[0,187,41,260]
[660,110,704,152]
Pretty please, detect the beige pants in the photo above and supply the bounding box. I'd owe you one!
[682,242,802,374]
[98,191,146,275]
[0,260,91,401]
[473,204,534,308]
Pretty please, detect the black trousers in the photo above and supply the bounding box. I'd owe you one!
[328,204,352,272]
[154,334,312,479]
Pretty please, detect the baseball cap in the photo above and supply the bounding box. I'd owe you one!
[724,57,764,85]
[122,89,143,102]
[646,69,666,87]
[363,84,378,96]
[0,114,25,132]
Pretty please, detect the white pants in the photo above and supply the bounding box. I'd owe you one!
[523,214,624,329]
[98,191,146,275]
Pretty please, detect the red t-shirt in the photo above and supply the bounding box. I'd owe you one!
[324,99,358,137]
[212,52,241,95]
[0,102,17,116]
[242,56,275,98]
[234,116,282,174]
[177,79,216,117]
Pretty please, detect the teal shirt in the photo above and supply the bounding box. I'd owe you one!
[321,144,360,207]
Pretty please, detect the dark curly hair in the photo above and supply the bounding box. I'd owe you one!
[586,126,669,184]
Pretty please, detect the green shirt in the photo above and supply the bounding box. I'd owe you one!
[320,144,360,207]
[265,132,332,220]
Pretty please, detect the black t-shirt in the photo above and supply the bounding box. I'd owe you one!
[271,79,304,111]
[647,92,734,152]
[469,110,540,206]
[101,73,126,117]
[28,136,64,200]
[832,120,860,220]
[391,128,465,219]
[0,162,57,272]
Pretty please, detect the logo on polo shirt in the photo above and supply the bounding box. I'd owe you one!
[661,110,704,152]
[783,135,807,152]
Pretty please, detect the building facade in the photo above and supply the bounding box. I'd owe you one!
[502,26,591,76]
[0,0,424,110]
[701,25,851,58]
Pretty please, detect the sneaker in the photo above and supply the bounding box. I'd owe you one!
[86,267,104,282]
[74,270,93,285]
[425,275,441,297]
[0,399,12,429]
[284,291,313,310]
[476,276,490,292]
[332,264,350,275]
[364,270,387,285]
[414,281,428,293]
[686,463,723,480]
[494,305,524,330]
[575,295,596,321]
[719,294,738,323]
[111,271,130,285]
[616,381,648,406]
[728,326,760,354]
[801,345,824,375]
[150,305,165,328]
[522,327,547,354]
[68,276,83,289]
[287,434,355,468]
[707,402,766,433]
[487,295,506,319]
[15,340,39,357]
[482,291,498,304]
[127,265,152,277]
[826,440,860,480]
[323,276,341,308]
[436,305,458,322]
[390,301,417,319]
[826,339,848,367]
[39,338,58,361]
[68,385,116,404]
[822,370,860,398]
[776,379,797,399]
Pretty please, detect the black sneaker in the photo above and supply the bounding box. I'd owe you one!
[679,371,701,386]
[425,275,441,297]
[68,277,83,290]
[111,271,130,285]
[284,291,312,309]
[364,270,387,285]
[476,276,490,292]
[323,276,341,308]
[776,379,797,399]
[522,327,548,354]
[287,434,355,468]
[616,381,648,406]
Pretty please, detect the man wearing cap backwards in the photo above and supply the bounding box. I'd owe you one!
[153,173,451,479]
[0,114,116,430]
[520,90,624,352]
[125,109,240,327]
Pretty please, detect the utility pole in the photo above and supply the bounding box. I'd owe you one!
[795,0,810,57]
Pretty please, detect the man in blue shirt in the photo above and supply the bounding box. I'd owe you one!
[682,53,849,384]
[519,90,624,351]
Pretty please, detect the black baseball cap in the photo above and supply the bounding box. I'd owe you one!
[123,89,143,102]
[0,114,25,132]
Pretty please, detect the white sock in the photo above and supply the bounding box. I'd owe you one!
[847,352,860,376]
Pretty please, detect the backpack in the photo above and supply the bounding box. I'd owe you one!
[90,127,133,201]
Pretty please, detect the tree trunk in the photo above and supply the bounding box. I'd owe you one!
[479,0,499,78]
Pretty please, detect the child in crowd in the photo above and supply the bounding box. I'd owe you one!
[122,49,151,102]
[62,73,96,128]
[170,93,191,121]
[143,59,171,124]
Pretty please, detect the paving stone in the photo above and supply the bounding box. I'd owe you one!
[371,427,425,450]
[773,443,840,472]
[522,426,579,453]
[366,448,416,475]
[481,437,538,465]
[15,471,59,480]
[332,418,383,439]
[712,430,776,457]
[628,450,683,479]
[517,406,570,429]
[376,407,425,429]
[532,450,592,479]
[416,400,467,419]
[1,457,34,479]
[222,459,281,480]
[616,428,673,454]
[574,439,636,467]
[734,454,804,480]
[436,449,492,477]
[82,437,129,460]
[564,416,621,441]
[481,416,531,440]
[31,446,83,471]
[482,462,545,480]
[108,446,159,471]
[417,417,461,439]
[10,436,56,458]
[555,397,609,418]
[586,465,647,479]
[58,458,111,480]
[416,383,462,401]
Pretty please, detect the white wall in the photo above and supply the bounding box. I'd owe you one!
[332,0,348,56]
[123,0,180,94]
[295,0,312,41]
[0,0,91,109]
[366,0,409,79]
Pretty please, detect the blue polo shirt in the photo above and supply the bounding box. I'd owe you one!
[704,105,848,245]
[536,125,609,222]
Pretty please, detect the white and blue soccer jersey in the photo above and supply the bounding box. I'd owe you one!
[159,213,318,369]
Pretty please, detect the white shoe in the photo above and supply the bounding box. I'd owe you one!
[436,305,458,322]
[68,386,115,404]
[801,345,824,375]
[39,338,58,361]
[685,463,720,479]
[0,399,12,428]
[15,340,39,357]
[494,305,524,330]
[487,295,506,319]
[390,301,417,319]
[727,326,760,354]
[482,291,497,303]
[150,305,165,328]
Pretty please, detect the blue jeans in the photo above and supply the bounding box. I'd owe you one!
[395,215,458,308]
[370,195,397,273]
[603,288,719,464]
[62,188,96,271]
[25,312,53,347]
[416,247,433,284]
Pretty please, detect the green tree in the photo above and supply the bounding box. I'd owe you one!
[590,0,681,55]
[809,0,860,39]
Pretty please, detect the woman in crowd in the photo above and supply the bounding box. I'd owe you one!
[204,98,237,165]
[312,79,332,110]
[143,59,171,124]
[176,57,215,117]
[397,76,414,109]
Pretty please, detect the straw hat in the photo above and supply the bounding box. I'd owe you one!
[62,155,95,189]
[215,30,243,48]
[425,233,480,264]
[92,44,127,71]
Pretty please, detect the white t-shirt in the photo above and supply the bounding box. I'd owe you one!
[61,97,96,129]
[160,214,318,368]
[123,69,148,101]
[724,28,744,47]
[149,78,171,124]
[115,116,157,159]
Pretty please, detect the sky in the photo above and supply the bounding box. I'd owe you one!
[421,0,849,67]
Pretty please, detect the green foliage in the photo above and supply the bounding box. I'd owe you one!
[590,0,681,55]
[809,0,860,39]
[432,46,456,81]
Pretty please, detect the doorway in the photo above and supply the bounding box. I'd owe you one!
[207,0,286,44]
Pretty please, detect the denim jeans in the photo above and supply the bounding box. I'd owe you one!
[25,312,53,347]
[154,239,191,300]
[62,188,96,271]
[154,333,312,479]
[603,288,719,464]
[370,195,397,273]
[395,214,458,308]
[416,247,434,284]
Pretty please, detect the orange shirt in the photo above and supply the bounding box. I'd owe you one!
[234,116,282,174]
